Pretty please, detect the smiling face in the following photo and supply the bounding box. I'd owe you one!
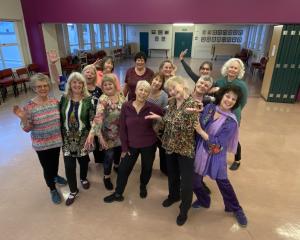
[103,59,114,73]
[220,91,238,111]
[195,79,213,95]
[135,85,150,102]
[83,68,96,84]
[151,76,163,91]
[161,62,173,78]
[135,58,146,70]
[199,63,211,76]
[34,80,50,98]
[227,61,241,79]
[102,81,116,96]
[70,79,84,96]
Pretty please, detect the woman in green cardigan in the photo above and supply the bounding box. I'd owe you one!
[212,58,248,170]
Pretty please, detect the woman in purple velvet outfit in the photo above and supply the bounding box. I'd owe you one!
[192,85,248,227]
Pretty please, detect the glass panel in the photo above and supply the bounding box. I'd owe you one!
[82,24,91,50]
[118,24,123,46]
[0,21,17,44]
[111,24,117,47]
[67,23,79,46]
[70,45,79,55]
[103,24,110,48]
[2,45,23,68]
[94,24,102,49]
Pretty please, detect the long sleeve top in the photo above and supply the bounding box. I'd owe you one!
[181,59,199,83]
[120,100,163,152]
[161,96,198,158]
[21,98,63,151]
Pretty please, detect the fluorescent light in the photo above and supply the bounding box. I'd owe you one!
[173,23,194,26]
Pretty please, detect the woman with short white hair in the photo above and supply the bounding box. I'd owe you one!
[104,80,164,203]
[212,58,248,171]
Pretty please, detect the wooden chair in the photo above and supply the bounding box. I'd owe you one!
[0,68,18,100]
[27,63,49,76]
[16,67,31,93]
[251,57,268,78]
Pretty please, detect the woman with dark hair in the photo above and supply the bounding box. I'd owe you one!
[212,58,248,170]
[123,51,154,100]
[179,49,213,82]
[95,56,121,91]
[158,59,176,82]
[192,85,248,227]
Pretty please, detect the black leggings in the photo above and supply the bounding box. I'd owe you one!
[64,155,90,192]
[103,146,121,175]
[36,147,60,191]
[234,142,241,161]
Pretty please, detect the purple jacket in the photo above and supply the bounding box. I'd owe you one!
[120,100,163,152]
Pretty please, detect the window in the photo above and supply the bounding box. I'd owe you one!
[0,21,24,69]
[67,23,79,54]
[111,24,117,47]
[118,24,124,47]
[94,24,102,49]
[103,24,110,48]
[82,24,91,51]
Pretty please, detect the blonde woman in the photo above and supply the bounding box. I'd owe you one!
[60,72,94,206]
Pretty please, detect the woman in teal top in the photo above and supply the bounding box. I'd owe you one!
[212,58,248,171]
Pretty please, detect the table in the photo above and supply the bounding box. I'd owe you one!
[148,49,169,58]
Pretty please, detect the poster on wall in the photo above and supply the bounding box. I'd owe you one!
[233,30,238,35]
[155,36,159,41]
[212,30,217,35]
[227,30,232,35]
[222,37,226,42]
[161,36,165,42]
[164,30,169,35]
[237,37,242,42]
[238,30,243,35]
[207,30,212,35]
[202,30,206,35]
[201,37,205,42]
[151,30,156,34]
[227,37,231,42]
[223,30,227,35]
[217,37,221,42]
[217,30,222,35]
[212,37,216,42]
[232,37,237,42]
[206,36,211,42]
[158,30,163,35]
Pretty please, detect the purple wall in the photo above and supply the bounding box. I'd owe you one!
[20,0,300,71]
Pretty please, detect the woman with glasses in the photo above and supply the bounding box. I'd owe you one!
[179,49,213,82]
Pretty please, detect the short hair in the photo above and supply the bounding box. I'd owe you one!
[100,56,114,72]
[159,59,175,71]
[134,51,147,62]
[221,58,245,79]
[214,85,243,110]
[199,61,213,71]
[136,80,151,92]
[30,73,51,90]
[65,72,90,99]
[150,72,165,90]
[82,64,97,83]
[101,73,117,90]
[164,76,190,95]
[197,75,214,86]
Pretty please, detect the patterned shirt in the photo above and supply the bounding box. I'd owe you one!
[91,93,125,149]
[60,95,94,157]
[22,98,63,151]
[162,96,198,158]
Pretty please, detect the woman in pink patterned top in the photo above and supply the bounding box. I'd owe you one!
[13,73,67,205]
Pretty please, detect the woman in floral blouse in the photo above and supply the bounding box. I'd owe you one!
[146,76,198,226]
[86,74,125,190]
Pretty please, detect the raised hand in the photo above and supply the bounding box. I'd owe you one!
[93,58,102,67]
[13,105,26,120]
[179,49,188,61]
[47,49,59,64]
[145,112,162,120]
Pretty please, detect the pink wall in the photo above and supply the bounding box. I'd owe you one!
[20,0,300,70]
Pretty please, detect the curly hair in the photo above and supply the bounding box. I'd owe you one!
[221,58,245,79]
[215,85,243,110]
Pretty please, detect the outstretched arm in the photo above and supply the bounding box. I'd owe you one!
[47,50,60,85]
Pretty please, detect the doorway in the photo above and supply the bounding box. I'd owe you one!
[139,32,149,57]
[174,32,193,57]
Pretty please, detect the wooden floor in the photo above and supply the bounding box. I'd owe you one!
[0,57,299,240]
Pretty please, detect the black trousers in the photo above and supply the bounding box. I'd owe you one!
[36,147,60,191]
[166,152,194,216]
[115,144,156,195]
[103,146,121,175]
[234,142,241,161]
[64,155,90,192]
[93,136,105,163]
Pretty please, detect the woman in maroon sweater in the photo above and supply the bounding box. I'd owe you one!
[104,80,163,203]
[123,52,154,100]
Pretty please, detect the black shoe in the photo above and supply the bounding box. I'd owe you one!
[65,190,79,206]
[140,185,147,199]
[103,177,114,190]
[80,179,90,190]
[229,161,240,171]
[162,198,180,207]
[103,193,124,203]
[176,214,187,226]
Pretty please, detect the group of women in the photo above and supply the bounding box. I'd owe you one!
[13,50,248,227]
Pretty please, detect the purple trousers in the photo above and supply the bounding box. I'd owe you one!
[193,173,242,212]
